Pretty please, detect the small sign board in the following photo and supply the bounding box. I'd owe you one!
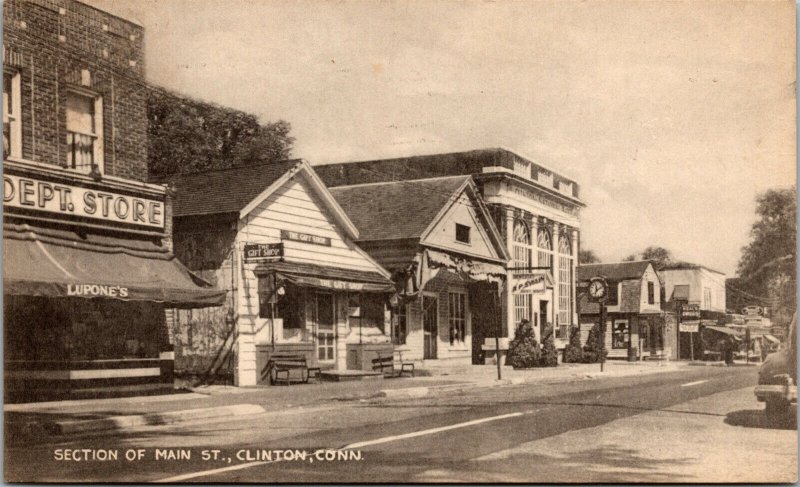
[512,273,547,294]
[243,242,283,262]
[679,321,700,333]
[280,229,331,247]
[681,304,701,318]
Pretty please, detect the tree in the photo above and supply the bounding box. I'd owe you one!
[736,187,796,329]
[622,246,673,268]
[563,325,584,363]
[579,249,601,264]
[507,321,541,368]
[147,87,294,180]
[539,322,559,367]
[583,323,607,363]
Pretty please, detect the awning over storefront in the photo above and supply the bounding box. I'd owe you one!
[253,261,395,294]
[763,334,781,344]
[705,325,744,338]
[3,223,226,308]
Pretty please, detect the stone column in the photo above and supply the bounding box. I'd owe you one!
[504,208,516,340]
[529,217,540,341]
[552,222,561,336]
[571,228,579,325]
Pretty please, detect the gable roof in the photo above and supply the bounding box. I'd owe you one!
[169,159,302,217]
[169,159,360,238]
[658,261,726,275]
[577,261,654,282]
[328,176,472,242]
[314,148,583,204]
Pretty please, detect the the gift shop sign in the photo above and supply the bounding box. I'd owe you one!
[280,229,331,246]
[243,242,283,262]
[3,173,165,230]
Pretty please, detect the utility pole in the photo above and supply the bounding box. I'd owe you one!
[599,301,606,372]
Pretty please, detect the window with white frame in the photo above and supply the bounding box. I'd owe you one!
[3,71,22,160]
[703,287,711,309]
[514,293,532,327]
[537,226,553,272]
[557,233,572,337]
[513,220,532,270]
[66,90,103,174]
[448,292,467,344]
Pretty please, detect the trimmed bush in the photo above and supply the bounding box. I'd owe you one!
[583,323,608,363]
[507,321,541,368]
[563,325,584,363]
[540,323,559,367]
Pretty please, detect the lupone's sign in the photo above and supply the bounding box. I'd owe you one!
[3,173,165,229]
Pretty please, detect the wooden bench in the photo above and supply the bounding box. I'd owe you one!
[371,352,415,378]
[267,354,321,385]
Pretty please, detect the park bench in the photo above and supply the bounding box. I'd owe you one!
[372,352,415,378]
[267,354,321,385]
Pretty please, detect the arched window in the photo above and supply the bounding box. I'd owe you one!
[537,227,553,271]
[557,233,573,334]
[512,220,533,326]
[513,220,531,270]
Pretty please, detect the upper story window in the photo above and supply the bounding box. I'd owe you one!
[66,89,103,174]
[537,226,553,271]
[513,220,531,270]
[455,223,471,244]
[703,287,712,309]
[3,71,22,160]
[647,281,655,304]
[557,234,573,329]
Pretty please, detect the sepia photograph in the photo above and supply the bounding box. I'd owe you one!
[2,0,797,483]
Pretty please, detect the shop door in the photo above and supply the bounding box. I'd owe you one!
[423,296,438,359]
[315,293,335,364]
[538,301,548,339]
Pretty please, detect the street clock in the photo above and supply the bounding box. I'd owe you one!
[588,276,608,302]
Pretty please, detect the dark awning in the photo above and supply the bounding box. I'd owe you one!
[253,261,394,294]
[3,223,226,308]
[705,325,744,338]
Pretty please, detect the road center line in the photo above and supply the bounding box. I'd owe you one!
[341,412,524,449]
[152,411,524,483]
[681,380,708,387]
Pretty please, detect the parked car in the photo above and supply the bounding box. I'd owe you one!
[754,313,796,424]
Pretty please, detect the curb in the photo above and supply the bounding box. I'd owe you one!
[52,403,266,435]
[376,364,687,399]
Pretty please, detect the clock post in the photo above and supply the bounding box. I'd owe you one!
[588,276,609,372]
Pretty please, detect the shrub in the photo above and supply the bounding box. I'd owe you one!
[540,322,559,367]
[563,325,584,363]
[583,323,608,363]
[507,320,541,368]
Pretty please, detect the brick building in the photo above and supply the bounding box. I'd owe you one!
[3,0,224,401]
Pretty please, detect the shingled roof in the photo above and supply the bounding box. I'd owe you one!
[168,160,302,217]
[328,176,471,241]
[576,261,654,282]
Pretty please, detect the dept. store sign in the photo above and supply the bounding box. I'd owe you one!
[3,173,165,230]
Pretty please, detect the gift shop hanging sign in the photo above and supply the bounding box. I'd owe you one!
[3,173,165,230]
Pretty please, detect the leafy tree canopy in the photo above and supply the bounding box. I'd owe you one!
[622,246,674,268]
[579,249,601,264]
[147,87,294,181]
[736,186,796,325]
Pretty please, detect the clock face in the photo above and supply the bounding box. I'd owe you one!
[589,280,606,298]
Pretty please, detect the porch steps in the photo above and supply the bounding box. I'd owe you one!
[320,370,384,382]
[417,358,474,377]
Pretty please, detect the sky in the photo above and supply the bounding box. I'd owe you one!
[86,0,796,276]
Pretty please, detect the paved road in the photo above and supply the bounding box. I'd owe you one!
[5,366,795,483]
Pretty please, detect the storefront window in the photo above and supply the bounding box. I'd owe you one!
[537,227,553,271]
[514,293,531,326]
[449,292,467,344]
[612,321,629,349]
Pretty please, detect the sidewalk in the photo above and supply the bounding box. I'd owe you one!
[5,360,691,441]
